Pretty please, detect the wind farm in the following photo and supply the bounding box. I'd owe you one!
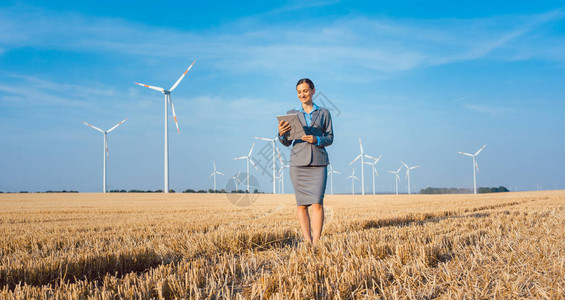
[2,2,564,298]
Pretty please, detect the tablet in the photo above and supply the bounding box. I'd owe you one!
[277,114,306,140]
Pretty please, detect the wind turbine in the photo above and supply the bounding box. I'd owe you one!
[233,143,258,193]
[135,61,196,193]
[209,161,224,191]
[327,164,341,195]
[254,136,277,194]
[457,144,486,194]
[401,161,420,195]
[231,171,242,192]
[82,118,127,193]
[388,166,402,195]
[349,138,367,195]
[276,148,289,194]
[364,154,383,195]
[346,168,360,195]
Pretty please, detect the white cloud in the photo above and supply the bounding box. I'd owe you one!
[1,5,564,81]
[464,104,505,118]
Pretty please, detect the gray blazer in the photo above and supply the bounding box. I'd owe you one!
[278,107,334,166]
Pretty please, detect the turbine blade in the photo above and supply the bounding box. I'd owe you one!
[217,172,225,176]
[135,82,165,93]
[248,143,255,157]
[334,171,341,174]
[209,172,214,178]
[213,161,216,170]
[364,154,376,161]
[475,160,480,173]
[254,137,274,142]
[359,138,363,153]
[410,166,420,169]
[249,158,258,169]
[233,156,247,160]
[82,121,104,133]
[169,96,180,134]
[349,154,362,165]
[401,160,408,168]
[107,118,128,133]
[375,154,383,163]
[457,151,473,157]
[474,144,487,156]
[396,166,402,173]
[105,135,109,159]
[169,60,195,91]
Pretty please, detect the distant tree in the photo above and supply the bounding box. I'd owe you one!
[197,190,207,193]
[154,190,163,193]
[183,189,196,193]
[478,186,509,193]
[169,189,176,193]
[19,191,28,193]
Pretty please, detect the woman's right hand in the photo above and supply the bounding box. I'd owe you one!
[278,120,291,136]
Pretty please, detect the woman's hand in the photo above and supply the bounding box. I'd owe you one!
[302,135,317,144]
[279,120,291,136]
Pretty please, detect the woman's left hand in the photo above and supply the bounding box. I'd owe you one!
[301,135,317,144]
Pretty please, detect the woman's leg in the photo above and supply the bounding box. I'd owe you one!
[310,204,324,245]
[297,205,312,244]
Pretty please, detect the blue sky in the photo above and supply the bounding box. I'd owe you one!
[0,0,563,193]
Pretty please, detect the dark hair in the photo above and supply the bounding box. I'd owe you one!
[296,78,315,90]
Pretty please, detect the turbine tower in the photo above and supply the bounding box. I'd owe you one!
[233,143,258,193]
[388,166,402,195]
[276,148,289,194]
[134,61,196,193]
[401,161,420,195]
[82,118,127,193]
[346,168,360,195]
[457,144,486,194]
[349,138,367,195]
[327,164,341,195]
[254,136,277,194]
[364,154,382,195]
[209,161,224,191]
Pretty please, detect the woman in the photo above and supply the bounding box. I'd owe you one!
[278,78,334,246]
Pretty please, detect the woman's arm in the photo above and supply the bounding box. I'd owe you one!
[315,110,333,148]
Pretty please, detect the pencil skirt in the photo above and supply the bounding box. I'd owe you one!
[290,165,327,206]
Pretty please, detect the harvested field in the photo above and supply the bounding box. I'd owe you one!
[1,191,564,299]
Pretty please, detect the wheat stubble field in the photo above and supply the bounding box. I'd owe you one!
[0,191,564,299]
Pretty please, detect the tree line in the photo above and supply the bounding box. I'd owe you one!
[420,186,509,194]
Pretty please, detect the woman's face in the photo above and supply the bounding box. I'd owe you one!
[296,83,315,105]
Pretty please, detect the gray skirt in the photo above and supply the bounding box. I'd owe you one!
[290,165,328,206]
